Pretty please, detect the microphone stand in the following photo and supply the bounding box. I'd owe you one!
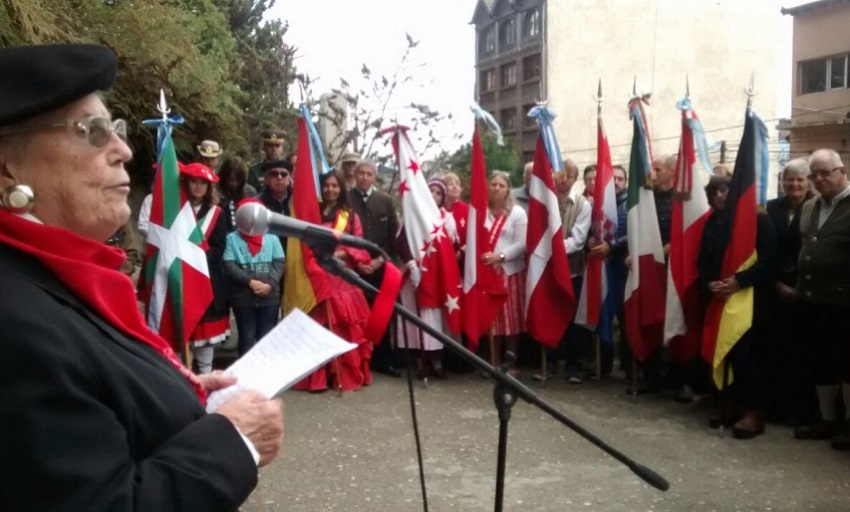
[314,251,669,511]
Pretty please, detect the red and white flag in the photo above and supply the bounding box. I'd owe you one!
[576,116,617,330]
[525,130,574,348]
[664,105,712,363]
[462,127,508,350]
[393,128,462,335]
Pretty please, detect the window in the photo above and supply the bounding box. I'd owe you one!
[480,69,495,92]
[523,104,536,127]
[524,8,541,38]
[800,54,849,94]
[501,108,516,131]
[500,63,517,88]
[523,54,541,81]
[831,56,847,89]
[479,24,496,55]
[499,18,516,47]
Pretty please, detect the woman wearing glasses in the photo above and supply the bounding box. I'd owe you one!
[0,44,282,510]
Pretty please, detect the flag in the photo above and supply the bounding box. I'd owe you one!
[142,118,213,351]
[664,101,712,363]
[623,98,667,362]
[576,115,618,345]
[701,108,763,388]
[282,117,331,315]
[525,107,573,348]
[461,126,509,349]
[393,127,462,334]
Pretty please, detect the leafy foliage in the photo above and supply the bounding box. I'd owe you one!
[447,129,522,189]
[0,0,297,187]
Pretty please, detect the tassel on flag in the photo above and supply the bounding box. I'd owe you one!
[701,107,764,389]
[525,105,574,348]
[141,93,213,353]
[623,96,667,362]
[461,120,509,350]
[391,126,463,334]
[664,99,712,363]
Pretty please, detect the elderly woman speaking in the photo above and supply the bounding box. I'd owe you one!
[0,44,283,510]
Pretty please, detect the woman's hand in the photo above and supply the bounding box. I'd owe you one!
[776,282,797,302]
[197,370,237,392]
[216,390,284,467]
[480,251,502,266]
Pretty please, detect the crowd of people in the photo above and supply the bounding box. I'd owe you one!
[3,42,850,510]
[128,111,850,453]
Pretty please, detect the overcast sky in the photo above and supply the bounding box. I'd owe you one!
[269,0,809,158]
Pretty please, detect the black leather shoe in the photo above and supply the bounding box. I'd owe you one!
[375,365,402,378]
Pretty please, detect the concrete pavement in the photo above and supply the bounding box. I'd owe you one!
[246,372,850,511]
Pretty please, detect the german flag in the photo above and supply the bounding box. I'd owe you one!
[700,108,764,388]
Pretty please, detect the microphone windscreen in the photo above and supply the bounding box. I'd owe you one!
[235,202,269,236]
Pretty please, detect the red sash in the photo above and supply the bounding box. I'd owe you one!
[486,210,508,253]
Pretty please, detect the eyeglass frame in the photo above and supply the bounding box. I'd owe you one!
[0,116,127,149]
[809,166,844,179]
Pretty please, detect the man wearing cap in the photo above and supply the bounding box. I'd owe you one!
[257,159,293,253]
[248,129,285,191]
[340,151,361,190]
[0,43,282,510]
[197,139,222,171]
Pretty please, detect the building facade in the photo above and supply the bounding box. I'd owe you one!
[472,0,782,192]
[783,0,850,159]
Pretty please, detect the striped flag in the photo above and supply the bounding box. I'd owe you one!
[576,115,617,341]
[525,106,573,348]
[623,98,667,362]
[461,126,509,349]
[282,116,331,315]
[142,120,213,351]
[701,109,764,388]
[664,101,713,363]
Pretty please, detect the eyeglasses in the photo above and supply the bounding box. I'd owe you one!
[810,166,842,179]
[0,116,127,148]
[266,170,290,178]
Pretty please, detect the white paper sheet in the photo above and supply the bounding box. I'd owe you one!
[205,308,357,413]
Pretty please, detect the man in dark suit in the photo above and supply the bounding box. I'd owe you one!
[349,159,402,376]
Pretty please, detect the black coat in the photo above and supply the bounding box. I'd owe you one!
[0,244,256,511]
[348,188,399,258]
[766,195,810,287]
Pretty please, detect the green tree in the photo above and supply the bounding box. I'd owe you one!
[0,0,298,184]
[448,129,522,190]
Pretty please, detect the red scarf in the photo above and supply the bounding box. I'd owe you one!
[237,198,264,256]
[0,210,206,403]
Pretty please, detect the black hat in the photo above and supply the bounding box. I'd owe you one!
[260,160,293,173]
[0,44,117,126]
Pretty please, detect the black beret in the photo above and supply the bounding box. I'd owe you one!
[261,160,293,173]
[0,44,117,126]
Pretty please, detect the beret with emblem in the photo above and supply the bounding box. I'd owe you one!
[0,44,117,127]
[180,162,219,183]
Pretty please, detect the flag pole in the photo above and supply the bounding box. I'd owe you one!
[593,78,604,383]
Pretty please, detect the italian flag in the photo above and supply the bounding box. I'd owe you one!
[623,98,667,362]
[142,127,213,352]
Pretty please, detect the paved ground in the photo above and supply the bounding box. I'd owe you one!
[242,371,849,512]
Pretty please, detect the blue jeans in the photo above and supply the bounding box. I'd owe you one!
[233,305,280,357]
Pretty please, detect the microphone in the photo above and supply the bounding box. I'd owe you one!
[235,202,385,256]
